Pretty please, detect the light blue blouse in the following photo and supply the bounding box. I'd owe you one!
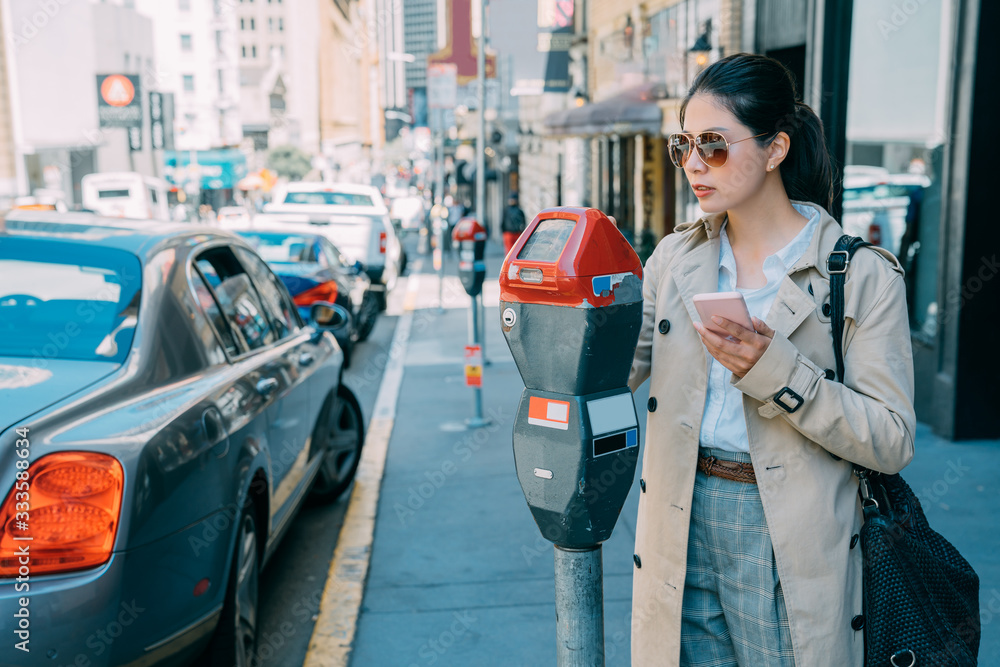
[698,203,820,453]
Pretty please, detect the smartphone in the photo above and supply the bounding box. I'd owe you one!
[692,291,756,340]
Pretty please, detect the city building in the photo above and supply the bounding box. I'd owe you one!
[133,0,245,208]
[2,0,159,205]
[235,0,321,158]
[402,0,437,128]
[318,0,378,181]
[0,1,19,205]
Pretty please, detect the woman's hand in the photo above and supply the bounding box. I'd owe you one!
[693,316,775,378]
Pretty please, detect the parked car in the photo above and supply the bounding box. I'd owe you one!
[81,172,170,221]
[263,182,404,309]
[235,226,382,363]
[0,210,365,666]
[389,195,427,233]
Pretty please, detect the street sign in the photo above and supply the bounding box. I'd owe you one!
[427,63,458,110]
[97,74,142,128]
[427,0,496,84]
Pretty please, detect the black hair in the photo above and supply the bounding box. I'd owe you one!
[679,53,834,212]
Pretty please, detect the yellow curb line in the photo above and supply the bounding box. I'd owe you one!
[304,307,413,667]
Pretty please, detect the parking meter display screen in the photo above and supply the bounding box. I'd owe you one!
[517,219,575,262]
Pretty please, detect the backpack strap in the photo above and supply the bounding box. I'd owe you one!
[828,235,872,384]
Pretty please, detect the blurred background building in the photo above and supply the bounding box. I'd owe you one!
[0,0,995,440]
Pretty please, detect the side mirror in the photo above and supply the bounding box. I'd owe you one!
[310,301,350,330]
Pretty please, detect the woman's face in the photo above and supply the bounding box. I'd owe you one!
[680,94,772,214]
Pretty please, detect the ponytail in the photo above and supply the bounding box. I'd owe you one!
[680,54,836,213]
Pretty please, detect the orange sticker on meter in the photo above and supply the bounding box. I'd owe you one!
[528,397,570,430]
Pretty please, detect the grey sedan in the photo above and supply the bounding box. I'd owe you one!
[0,212,364,666]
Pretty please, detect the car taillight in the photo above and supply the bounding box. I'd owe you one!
[293,280,339,307]
[0,452,124,577]
[379,231,387,254]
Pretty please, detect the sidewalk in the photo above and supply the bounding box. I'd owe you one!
[348,240,1000,666]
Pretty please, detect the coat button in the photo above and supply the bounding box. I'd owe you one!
[658,319,671,334]
[851,614,865,631]
[633,554,642,568]
[647,397,657,412]
[808,283,814,295]
[640,478,646,493]
[850,534,859,549]
[824,369,836,380]
[822,303,832,317]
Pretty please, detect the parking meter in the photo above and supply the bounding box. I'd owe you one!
[499,207,642,549]
[452,217,487,297]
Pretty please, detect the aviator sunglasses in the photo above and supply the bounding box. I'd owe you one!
[667,131,771,168]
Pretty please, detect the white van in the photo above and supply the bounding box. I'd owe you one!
[82,172,170,220]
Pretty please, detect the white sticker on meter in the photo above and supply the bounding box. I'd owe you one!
[533,468,553,479]
[502,308,517,327]
[586,393,638,435]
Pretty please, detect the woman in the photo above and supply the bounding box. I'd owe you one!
[628,54,916,666]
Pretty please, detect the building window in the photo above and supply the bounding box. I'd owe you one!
[268,17,274,32]
[218,70,225,94]
[240,17,245,30]
[183,74,195,92]
[250,18,256,30]
[124,53,130,70]
[251,45,257,58]
[278,17,283,31]
[179,0,190,10]
[241,45,247,57]
[180,34,192,51]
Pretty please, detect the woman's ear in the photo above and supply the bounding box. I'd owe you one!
[768,131,791,168]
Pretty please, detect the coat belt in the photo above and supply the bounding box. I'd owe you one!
[696,454,758,484]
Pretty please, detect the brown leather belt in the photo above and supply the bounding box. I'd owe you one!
[697,454,757,484]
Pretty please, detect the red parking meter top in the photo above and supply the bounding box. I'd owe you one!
[499,207,642,308]
[452,217,488,242]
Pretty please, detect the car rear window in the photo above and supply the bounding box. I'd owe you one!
[239,232,320,263]
[0,239,142,364]
[97,189,132,199]
[283,191,375,207]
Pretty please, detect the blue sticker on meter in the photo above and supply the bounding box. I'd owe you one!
[592,272,633,296]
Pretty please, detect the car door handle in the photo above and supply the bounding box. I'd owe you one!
[299,352,315,366]
[256,377,279,397]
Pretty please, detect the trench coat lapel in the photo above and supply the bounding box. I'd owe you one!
[670,216,724,328]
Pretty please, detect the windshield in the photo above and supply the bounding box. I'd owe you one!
[0,239,142,364]
[238,232,320,264]
[283,191,375,207]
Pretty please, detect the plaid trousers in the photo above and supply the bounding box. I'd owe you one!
[680,447,795,667]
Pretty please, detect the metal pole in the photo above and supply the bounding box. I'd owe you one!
[477,292,490,366]
[554,545,605,667]
[467,291,488,427]
[475,0,486,247]
[435,113,446,311]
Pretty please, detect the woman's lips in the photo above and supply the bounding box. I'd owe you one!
[692,185,715,198]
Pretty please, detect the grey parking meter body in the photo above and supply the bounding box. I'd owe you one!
[453,217,487,297]
[499,207,643,665]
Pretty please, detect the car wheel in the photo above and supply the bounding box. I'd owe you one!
[202,511,259,667]
[355,292,380,342]
[310,384,365,503]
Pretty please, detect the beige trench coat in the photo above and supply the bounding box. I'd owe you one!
[628,203,916,666]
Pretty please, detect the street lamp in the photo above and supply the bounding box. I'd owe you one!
[689,19,712,67]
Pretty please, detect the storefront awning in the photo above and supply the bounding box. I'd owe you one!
[544,82,669,137]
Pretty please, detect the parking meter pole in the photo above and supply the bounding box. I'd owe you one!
[499,207,643,667]
[476,292,490,366]
[467,296,487,427]
[453,217,490,428]
[554,546,605,667]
